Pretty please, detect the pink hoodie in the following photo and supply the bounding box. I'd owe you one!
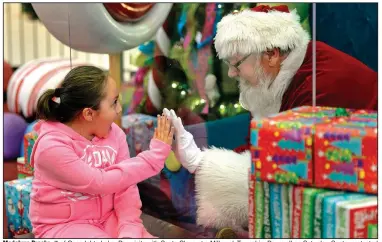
[29,121,171,238]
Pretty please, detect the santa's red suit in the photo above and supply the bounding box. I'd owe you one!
[164,5,377,233]
[281,40,377,111]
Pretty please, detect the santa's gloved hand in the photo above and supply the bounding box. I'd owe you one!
[163,108,203,173]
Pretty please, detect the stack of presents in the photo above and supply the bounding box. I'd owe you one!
[248,106,378,239]
[4,106,378,239]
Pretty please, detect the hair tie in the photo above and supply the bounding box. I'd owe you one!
[54,88,62,97]
[52,88,62,104]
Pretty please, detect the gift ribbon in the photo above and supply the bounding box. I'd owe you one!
[138,41,155,56]
[193,3,217,113]
[196,3,223,49]
[183,4,198,50]
[177,4,189,37]
[171,4,198,83]
[128,67,150,114]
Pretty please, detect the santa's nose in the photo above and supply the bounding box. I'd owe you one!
[227,67,239,78]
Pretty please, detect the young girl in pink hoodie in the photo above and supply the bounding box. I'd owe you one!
[29,66,174,238]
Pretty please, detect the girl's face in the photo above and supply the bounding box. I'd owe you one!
[91,77,122,138]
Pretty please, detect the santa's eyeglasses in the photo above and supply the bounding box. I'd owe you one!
[223,54,251,72]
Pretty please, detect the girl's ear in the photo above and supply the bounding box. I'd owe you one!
[82,108,94,122]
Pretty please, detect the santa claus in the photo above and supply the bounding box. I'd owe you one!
[162,4,377,233]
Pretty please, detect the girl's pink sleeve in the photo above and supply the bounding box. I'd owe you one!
[33,133,171,195]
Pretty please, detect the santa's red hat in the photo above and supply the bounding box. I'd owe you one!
[214,5,310,59]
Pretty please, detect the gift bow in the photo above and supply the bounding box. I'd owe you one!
[251,5,290,13]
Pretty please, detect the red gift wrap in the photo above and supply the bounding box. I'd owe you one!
[250,106,377,193]
[314,115,377,193]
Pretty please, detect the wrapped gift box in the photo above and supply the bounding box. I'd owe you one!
[289,186,326,238]
[122,114,157,157]
[4,177,33,238]
[20,131,38,178]
[250,106,334,185]
[248,173,255,238]
[367,224,377,238]
[269,183,290,238]
[350,109,377,120]
[313,190,345,238]
[250,106,377,192]
[314,115,377,194]
[248,181,377,239]
[321,193,371,238]
[16,157,33,179]
[335,197,377,238]
[249,180,272,239]
[262,182,272,238]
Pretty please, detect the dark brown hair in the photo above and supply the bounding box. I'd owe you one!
[36,65,107,123]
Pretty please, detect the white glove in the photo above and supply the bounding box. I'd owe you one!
[163,108,203,173]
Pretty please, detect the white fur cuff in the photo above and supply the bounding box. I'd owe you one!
[194,147,251,230]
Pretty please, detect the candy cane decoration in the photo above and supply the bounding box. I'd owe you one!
[7,58,91,118]
[194,3,217,113]
[147,9,175,112]
[7,58,63,113]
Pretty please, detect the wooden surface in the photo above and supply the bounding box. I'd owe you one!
[108,53,122,127]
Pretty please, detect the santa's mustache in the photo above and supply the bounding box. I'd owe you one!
[238,72,280,115]
[238,77,272,95]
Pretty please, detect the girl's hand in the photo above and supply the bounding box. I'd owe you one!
[162,108,202,173]
[153,115,174,145]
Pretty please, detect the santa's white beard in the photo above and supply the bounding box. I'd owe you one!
[238,44,310,119]
[239,64,284,119]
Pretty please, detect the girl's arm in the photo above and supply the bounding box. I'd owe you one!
[33,133,171,195]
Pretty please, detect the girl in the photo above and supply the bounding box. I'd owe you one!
[29,66,174,238]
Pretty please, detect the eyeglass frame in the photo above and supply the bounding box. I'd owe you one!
[223,53,252,72]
